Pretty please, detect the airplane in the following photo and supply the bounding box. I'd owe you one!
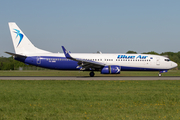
[6,22,177,77]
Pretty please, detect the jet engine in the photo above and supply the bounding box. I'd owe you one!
[101,65,121,74]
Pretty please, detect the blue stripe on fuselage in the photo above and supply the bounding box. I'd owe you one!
[14,56,167,71]
[15,56,79,70]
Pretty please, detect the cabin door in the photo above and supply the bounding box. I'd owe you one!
[37,56,41,64]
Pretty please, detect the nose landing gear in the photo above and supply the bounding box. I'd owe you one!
[158,70,168,77]
[158,73,161,77]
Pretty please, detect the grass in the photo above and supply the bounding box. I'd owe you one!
[0,80,180,119]
[0,70,180,76]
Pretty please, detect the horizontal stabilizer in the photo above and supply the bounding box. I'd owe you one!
[5,51,27,58]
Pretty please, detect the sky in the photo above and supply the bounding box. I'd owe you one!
[0,0,180,57]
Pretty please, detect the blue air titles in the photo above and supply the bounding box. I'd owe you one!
[117,55,148,59]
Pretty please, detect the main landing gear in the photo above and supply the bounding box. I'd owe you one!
[89,71,95,77]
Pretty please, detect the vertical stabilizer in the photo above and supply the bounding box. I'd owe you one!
[8,22,50,55]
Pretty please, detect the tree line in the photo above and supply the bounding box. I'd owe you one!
[0,51,180,70]
[0,56,27,70]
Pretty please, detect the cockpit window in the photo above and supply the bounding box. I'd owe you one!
[164,59,171,62]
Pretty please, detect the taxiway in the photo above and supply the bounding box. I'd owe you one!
[0,76,180,80]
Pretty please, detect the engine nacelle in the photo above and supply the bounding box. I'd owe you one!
[101,65,121,74]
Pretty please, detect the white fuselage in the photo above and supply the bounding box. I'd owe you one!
[24,52,177,71]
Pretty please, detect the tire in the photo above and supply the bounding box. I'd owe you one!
[158,73,161,77]
[89,71,95,77]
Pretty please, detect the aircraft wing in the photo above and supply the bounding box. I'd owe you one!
[62,46,105,70]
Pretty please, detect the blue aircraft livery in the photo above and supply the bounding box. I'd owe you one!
[14,29,24,47]
[117,55,148,59]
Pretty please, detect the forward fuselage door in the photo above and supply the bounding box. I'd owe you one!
[156,57,160,65]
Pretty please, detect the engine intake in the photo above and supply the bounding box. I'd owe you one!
[101,65,121,74]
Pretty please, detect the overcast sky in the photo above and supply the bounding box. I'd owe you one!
[0,0,180,57]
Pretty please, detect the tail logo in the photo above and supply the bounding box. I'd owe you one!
[14,29,24,47]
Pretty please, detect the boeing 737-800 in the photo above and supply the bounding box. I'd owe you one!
[6,22,177,77]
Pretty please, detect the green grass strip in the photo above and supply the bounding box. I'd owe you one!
[0,80,180,119]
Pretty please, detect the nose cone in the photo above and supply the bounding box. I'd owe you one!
[172,62,178,68]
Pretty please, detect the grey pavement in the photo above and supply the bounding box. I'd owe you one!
[0,76,180,80]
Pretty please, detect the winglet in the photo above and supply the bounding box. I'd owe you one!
[61,46,72,59]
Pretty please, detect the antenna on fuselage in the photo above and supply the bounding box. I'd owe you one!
[97,51,102,54]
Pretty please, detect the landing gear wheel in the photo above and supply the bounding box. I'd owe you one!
[158,73,161,77]
[89,71,95,77]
